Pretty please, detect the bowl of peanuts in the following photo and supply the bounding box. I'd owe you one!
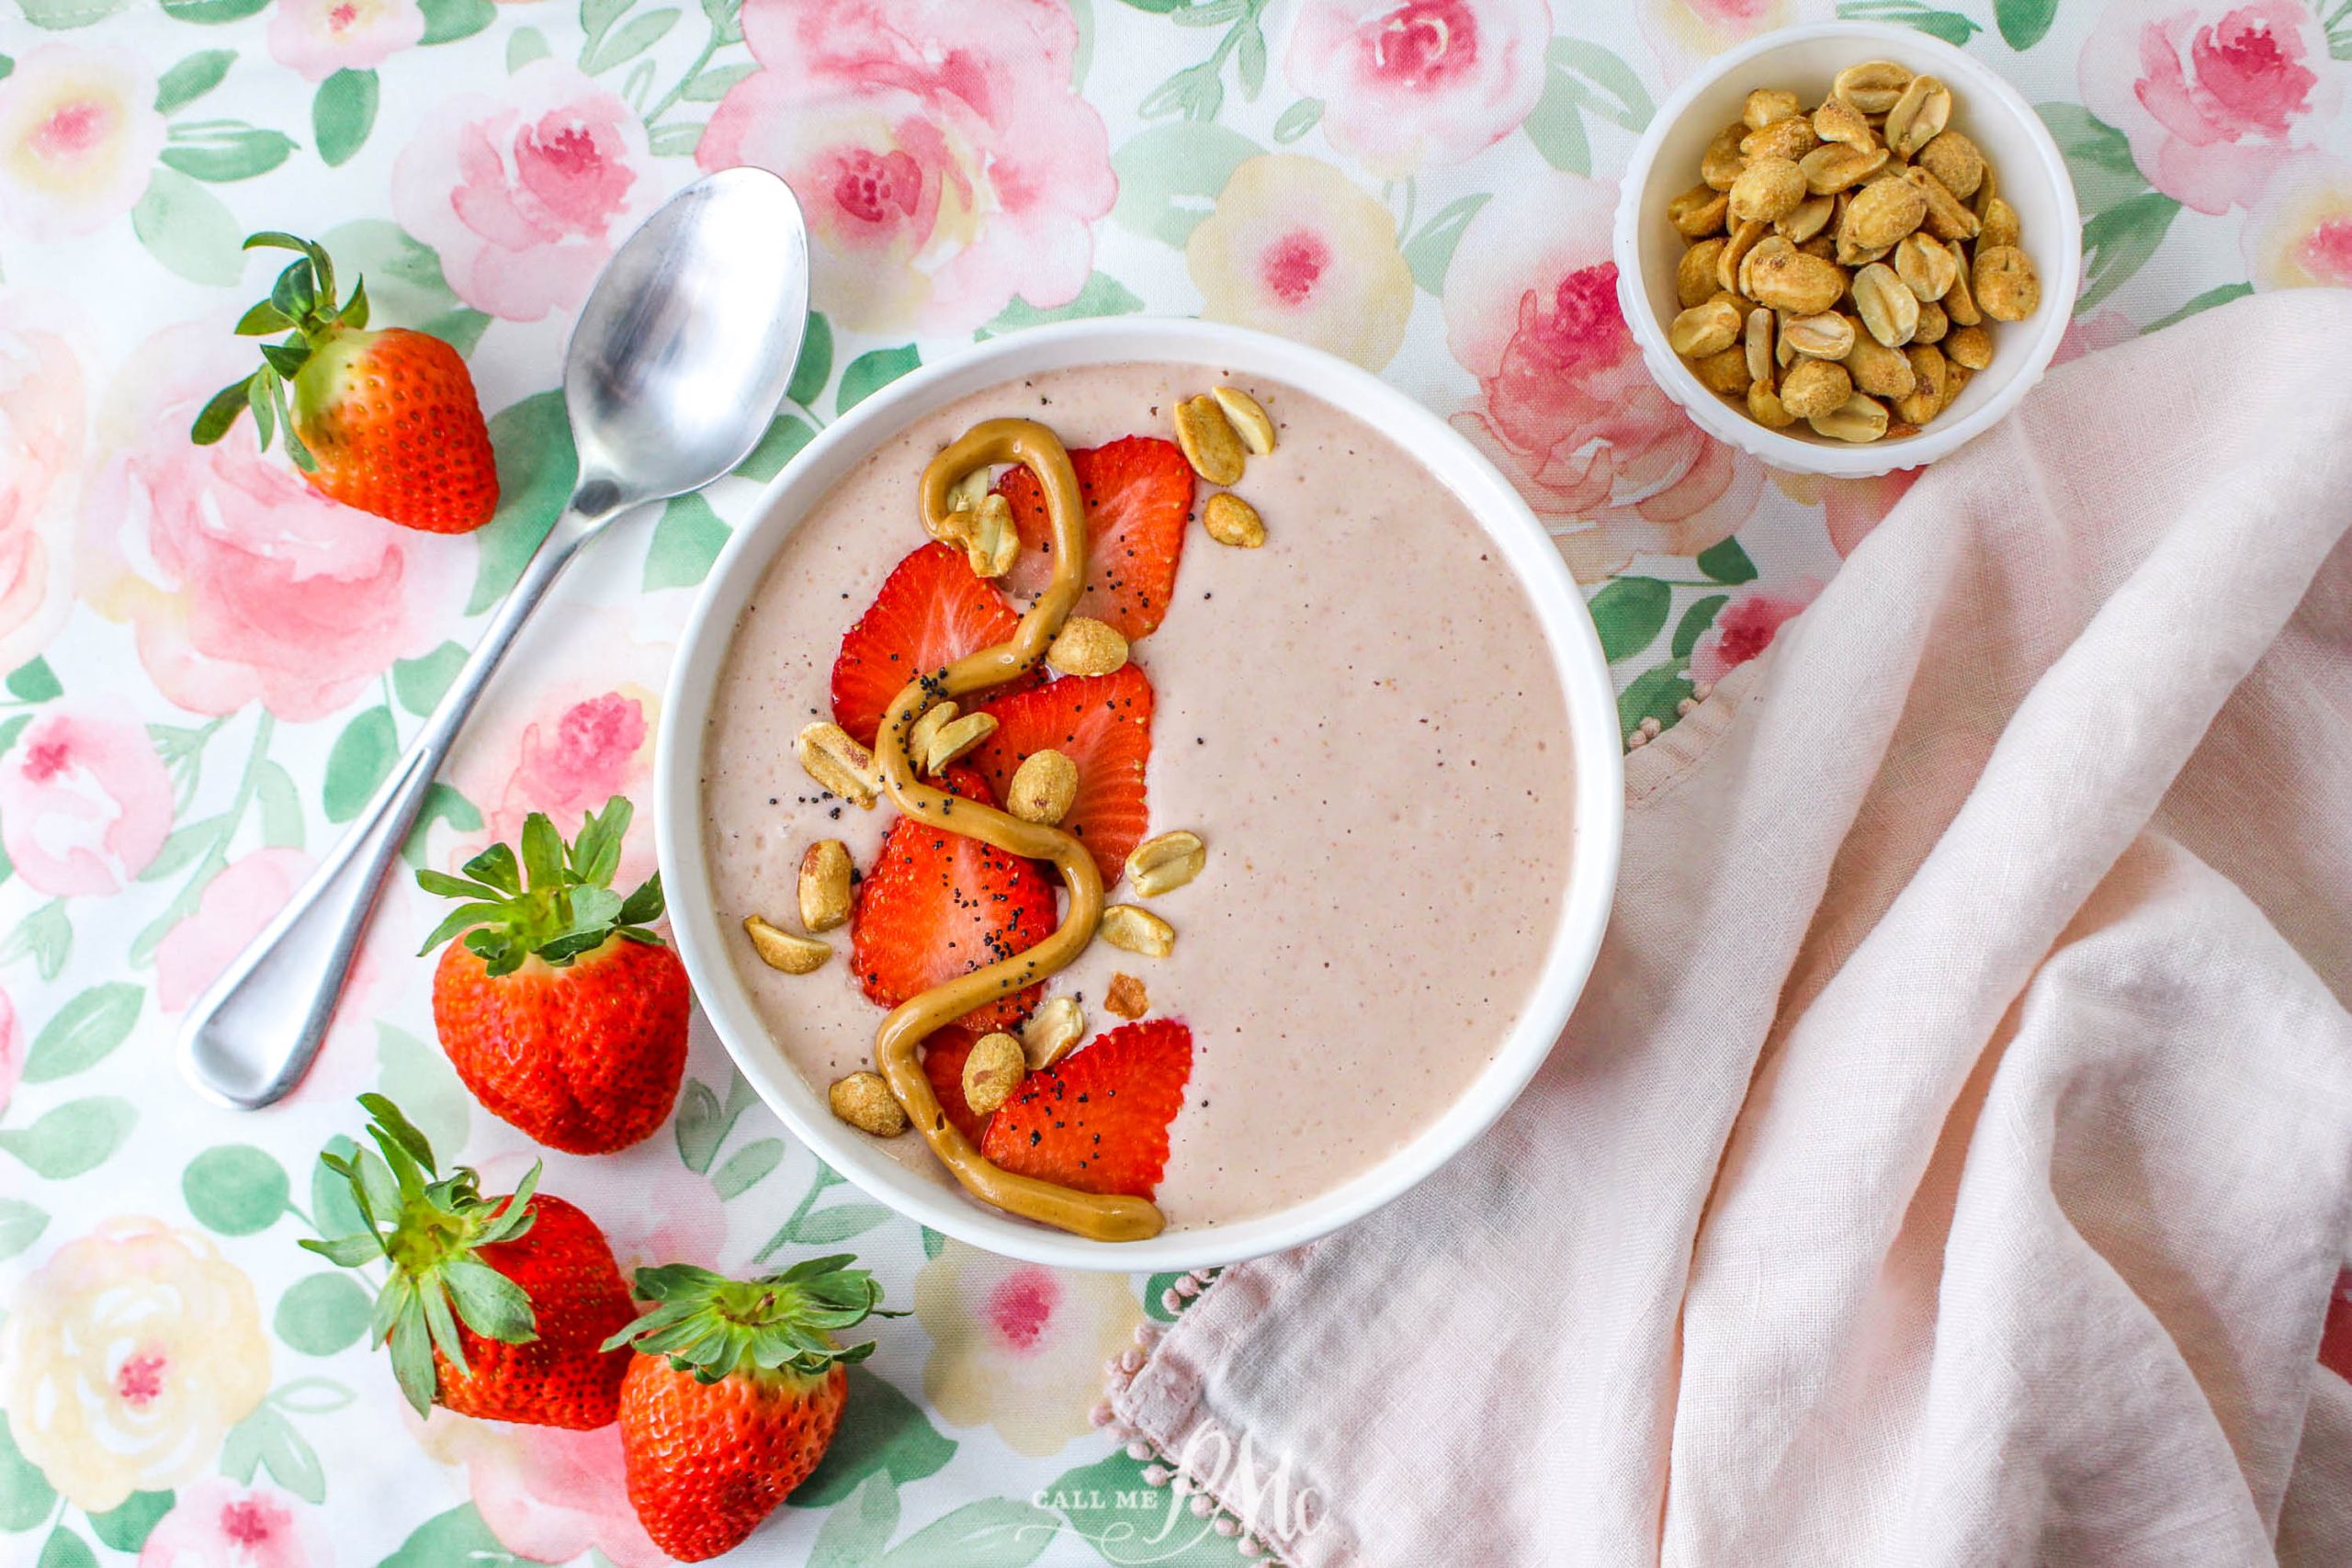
[1614,21,2082,477]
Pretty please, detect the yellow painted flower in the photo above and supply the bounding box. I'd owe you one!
[2245,152,2352,289]
[1187,154,1415,370]
[0,1217,270,1512]
[0,43,166,242]
[915,1238,1142,1458]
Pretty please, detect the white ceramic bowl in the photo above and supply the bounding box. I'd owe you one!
[1614,21,2082,478]
[655,319,1623,1271]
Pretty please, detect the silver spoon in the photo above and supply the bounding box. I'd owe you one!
[179,166,809,1110]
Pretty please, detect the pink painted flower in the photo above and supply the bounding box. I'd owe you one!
[392,59,654,322]
[1771,468,1924,560]
[0,298,81,671]
[0,705,173,898]
[2245,151,2352,288]
[1689,586,1814,686]
[1443,167,1760,581]
[1640,0,1828,84]
[415,1415,665,1568]
[82,324,461,722]
[1188,154,1417,370]
[0,44,166,242]
[700,0,1114,334]
[2082,0,2343,214]
[915,1237,1145,1456]
[140,1477,332,1568]
[1283,0,1553,179]
[0,987,20,1122]
[443,610,668,862]
[155,850,312,1012]
[266,0,425,84]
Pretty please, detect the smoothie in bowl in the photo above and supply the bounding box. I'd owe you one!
[659,322,1621,1269]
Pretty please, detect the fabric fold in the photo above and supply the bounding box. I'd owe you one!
[1109,292,2352,1568]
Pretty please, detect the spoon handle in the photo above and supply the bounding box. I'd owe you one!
[177,504,606,1110]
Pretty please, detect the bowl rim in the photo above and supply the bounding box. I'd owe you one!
[1611,18,2085,479]
[653,317,1625,1271]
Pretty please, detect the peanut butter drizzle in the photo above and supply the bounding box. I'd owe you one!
[867,418,1165,1243]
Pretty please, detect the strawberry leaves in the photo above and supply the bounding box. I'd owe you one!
[602,1256,902,1383]
[415,795,663,976]
[188,229,368,471]
[301,1094,543,1417]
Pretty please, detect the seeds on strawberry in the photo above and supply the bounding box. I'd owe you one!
[191,231,497,533]
[831,543,1033,746]
[606,1258,895,1562]
[981,1020,1193,1199]
[303,1095,632,1427]
[991,437,1193,640]
[967,666,1155,888]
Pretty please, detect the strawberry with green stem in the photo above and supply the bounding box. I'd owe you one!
[190,230,499,534]
[605,1256,902,1561]
[418,796,690,1155]
[302,1094,634,1427]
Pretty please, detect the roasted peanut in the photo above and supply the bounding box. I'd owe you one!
[1100,905,1174,958]
[1730,157,1808,224]
[1834,61,1913,116]
[1905,165,1979,242]
[1046,615,1129,677]
[1852,262,1920,347]
[795,723,879,808]
[1883,75,1951,159]
[1777,192,1836,243]
[1679,238,1729,308]
[1173,394,1246,484]
[1744,87,1803,130]
[1842,176,1928,253]
[1917,130,1984,199]
[1740,115,1819,164]
[1782,311,1856,359]
[962,1032,1026,1115]
[1894,231,1957,300]
[1210,386,1277,454]
[1913,299,1949,344]
[798,840,854,932]
[1702,123,1747,190]
[1669,298,1744,357]
[1022,997,1084,1070]
[1973,244,2040,320]
[1748,380,1797,427]
[1668,182,1732,239]
[1780,357,1852,421]
[1845,332,1917,400]
[830,1071,906,1136]
[1691,345,1752,394]
[1894,343,1948,425]
[1716,218,1768,292]
[1746,248,1847,315]
[1944,322,1994,370]
[1808,392,1891,443]
[1126,829,1207,897]
[1977,195,2020,250]
[1202,491,1265,548]
[1007,748,1078,825]
[1800,141,1889,195]
[1745,308,1776,388]
[745,914,829,975]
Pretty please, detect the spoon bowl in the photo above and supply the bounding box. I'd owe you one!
[179,167,809,1111]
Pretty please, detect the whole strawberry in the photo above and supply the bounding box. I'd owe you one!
[302,1095,634,1427]
[190,230,498,533]
[604,1256,899,1561]
[418,796,688,1155]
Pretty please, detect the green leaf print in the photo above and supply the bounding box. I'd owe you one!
[508,26,553,70]
[1588,578,1672,663]
[2144,281,2255,333]
[644,493,732,591]
[1110,122,1260,246]
[5,657,61,702]
[1402,193,1491,295]
[584,9,682,75]
[133,169,246,286]
[87,1492,175,1553]
[23,981,141,1082]
[160,0,271,20]
[184,1144,291,1235]
[1837,0,1980,44]
[314,70,379,168]
[2,898,72,981]
[1673,594,1730,660]
[2079,191,2184,312]
[0,1198,48,1262]
[1996,0,2059,49]
[1524,67,1592,174]
[377,1022,471,1158]
[220,1402,324,1505]
[674,1069,760,1171]
[141,817,227,884]
[323,705,399,824]
[377,1505,528,1567]
[276,1273,376,1356]
[882,1498,1059,1567]
[789,310,835,405]
[710,1136,784,1199]
[317,220,459,327]
[1047,1447,1258,1564]
[1696,536,1759,584]
[393,643,468,716]
[469,391,577,615]
[1619,661,1696,741]
[810,1472,900,1568]
[0,1414,55,1530]
[21,0,130,27]
[789,1365,958,1507]
[1271,96,1323,143]
[1545,39,1654,132]
[980,273,1147,337]
[160,124,296,183]
[838,346,922,415]
[255,761,305,848]
[418,0,497,45]
[733,412,816,482]
[2037,104,2154,216]
[155,50,235,112]
[35,1526,96,1568]
[0,1097,136,1179]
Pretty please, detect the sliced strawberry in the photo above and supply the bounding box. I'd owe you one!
[920,1027,989,1145]
[851,768,1056,1032]
[967,666,1153,888]
[993,436,1193,640]
[831,543,1034,747]
[980,1020,1192,1199]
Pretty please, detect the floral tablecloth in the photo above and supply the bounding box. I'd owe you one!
[1,0,2346,1562]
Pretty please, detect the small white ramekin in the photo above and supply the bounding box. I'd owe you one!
[1613,20,2083,478]
[655,319,1625,1272]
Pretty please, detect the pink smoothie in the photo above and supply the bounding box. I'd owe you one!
[700,362,1575,1230]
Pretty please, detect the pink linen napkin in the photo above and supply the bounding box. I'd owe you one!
[1107,290,2352,1566]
